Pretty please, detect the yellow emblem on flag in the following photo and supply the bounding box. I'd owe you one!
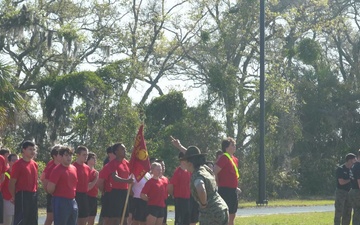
[136,149,148,161]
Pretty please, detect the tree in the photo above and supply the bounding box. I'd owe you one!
[0,61,24,132]
[144,91,223,175]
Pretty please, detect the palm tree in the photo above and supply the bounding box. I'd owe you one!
[0,60,24,130]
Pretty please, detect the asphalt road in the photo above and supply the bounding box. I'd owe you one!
[38,205,334,224]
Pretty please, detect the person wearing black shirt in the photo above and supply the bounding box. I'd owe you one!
[336,153,356,225]
[350,151,360,225]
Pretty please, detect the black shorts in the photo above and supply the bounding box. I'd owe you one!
[128,196,134,214]
[132,198,147,222]
[46,193,53,213]
[218,187,238,214]
[75,192,89,218]
[14,191,38,225]
[108,189,129,218]
[174,198,190,224]
[100,192,111,218]
[163,198,169,223]
[189,195,199,223]
[87,195,98,217]
[147,205,165,218]
[0,192,3,223]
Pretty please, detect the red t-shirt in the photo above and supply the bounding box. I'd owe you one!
[49,164,78,199]
[73,162,91,193]
[44,161,57,180]
[99,159,130,190]
[170,167,190,198]
[99,168,112,192]
[43,160,54,174]
[160,176,169,200]
[141,178,167,207]
[11,158,38,192]
[216,154,239,188]
[2,169,12,200]
[87,169,98,197]
[0,155,7,191]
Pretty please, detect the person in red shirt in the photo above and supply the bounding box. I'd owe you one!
[73,146,95,225]
[1,153,18,225]
[141,162,167,225]
[170,137,202,225]
[168,152,192,225]
[0,148,10,224]
[154,159,169,225]
[40,145,62,225]
[97,146,114,225]
[86,152,99,225]
[214,137,240,225]
[9,140,38,225]
[98,143,133,225]
[47,146,78,225]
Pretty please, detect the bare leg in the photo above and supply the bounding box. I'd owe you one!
[228,213,235,225]
[44,212,53,225]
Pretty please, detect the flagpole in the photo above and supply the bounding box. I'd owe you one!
[120,183,132,225]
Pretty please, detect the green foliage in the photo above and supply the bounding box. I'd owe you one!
[297,38,322,66]
[144,91,223,176]
[145,91,186,132]
[0,61,25,129]
[37,160,47,207]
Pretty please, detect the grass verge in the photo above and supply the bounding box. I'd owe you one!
[239,199,333,208]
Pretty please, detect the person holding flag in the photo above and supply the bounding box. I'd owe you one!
[99,143,133,225]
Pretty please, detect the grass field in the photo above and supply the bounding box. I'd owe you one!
[238,199,333,208]
[234,212,333,225]
[163,212,334,225]
[39,199,335,224]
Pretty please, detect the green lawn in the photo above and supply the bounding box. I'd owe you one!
[164,212,334,225]
[239,199,333,208]
[40,198,335,224]
[234,212,334,225]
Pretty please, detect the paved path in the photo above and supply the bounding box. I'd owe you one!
[236,205,333,217]
[38,205,334,224]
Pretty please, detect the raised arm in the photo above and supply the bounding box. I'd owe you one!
[170,136,187,153]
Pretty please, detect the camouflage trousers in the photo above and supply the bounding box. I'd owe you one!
[349,189,360,225]
[335,188,351,225]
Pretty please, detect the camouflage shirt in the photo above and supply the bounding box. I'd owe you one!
[190,165,228,225]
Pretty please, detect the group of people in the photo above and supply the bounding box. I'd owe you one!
[0,136,241,225]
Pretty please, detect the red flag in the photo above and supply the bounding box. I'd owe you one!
[129,124,150,182]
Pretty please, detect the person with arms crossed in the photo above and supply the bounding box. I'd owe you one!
[47,146,78,225]
[9,140,38,225]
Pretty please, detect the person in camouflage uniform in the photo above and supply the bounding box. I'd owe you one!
[181,146,228,225]
[335,153,356,225]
